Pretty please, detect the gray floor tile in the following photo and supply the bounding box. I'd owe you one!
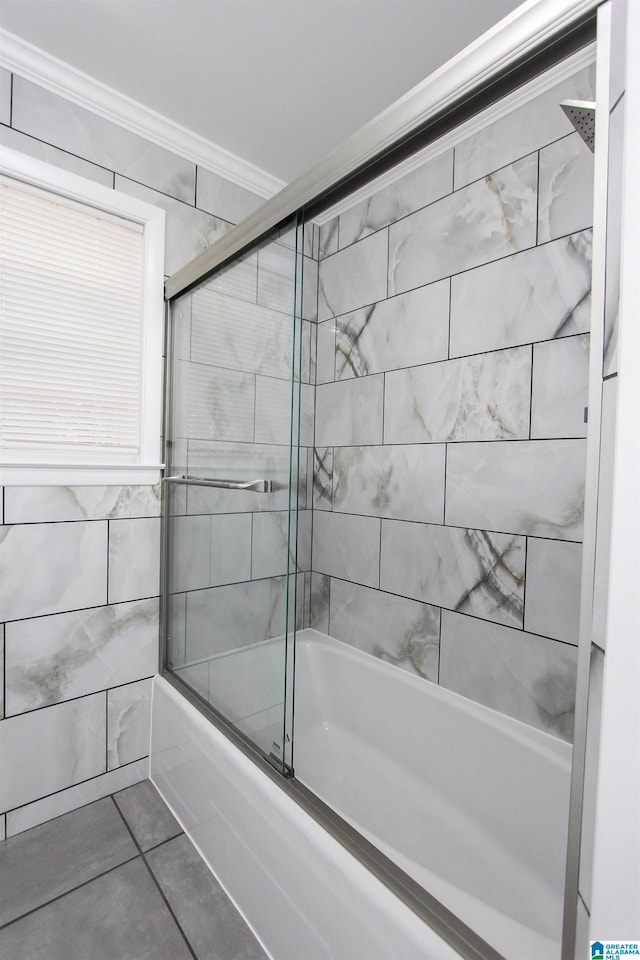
[147,834,268,960]
[0,857,194,960]
[113,778,182,852]
[0,797,137,927]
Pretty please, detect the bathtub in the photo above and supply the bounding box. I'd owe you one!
[150,628,571,959]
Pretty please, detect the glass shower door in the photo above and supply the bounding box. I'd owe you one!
[163,220,304,774]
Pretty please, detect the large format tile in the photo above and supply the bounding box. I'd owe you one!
[176,362,255,443]
[315,375,384,446]
[107,679,153,770]
[170,513,251,592]
[446,439,587,541]
[115,175,230,277]
[318,230,388,321]
[333,444,445,523]
[312,511,381,588]
[525,538,583,645]
[313,448,333,509]
[185,440,296,515]
[196,165,263,224]
[380,520,525,628]
[531,335,589,439]
[0,520,107,622]
[334,280,449,380]
[453,61,595,189]
[0,797,137,926]
[538,133,594,243]
[384,347,531,443]
[3,484,160,523]
[329,580,440,682]
[113,779,181,852]
[310,573,330,633]
[338,149,454,248]
[319,217,339,259]
[12,77,195,202]
[388,154,538,295]
[0,124,113,186]
[439,610,578,741]
[256,240,296,316]
[0,694,106,811]
[7,759,148,837]
[108,517,161,603]
[147,833,268,960]
[251,509,312,579]
[5,598,158,715]
[449,230,592,357]
[254,375,292,445]
[0,857,193,960]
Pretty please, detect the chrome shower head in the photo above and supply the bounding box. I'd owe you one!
[560,99,596,152]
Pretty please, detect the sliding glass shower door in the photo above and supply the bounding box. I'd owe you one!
[162,220,304,773]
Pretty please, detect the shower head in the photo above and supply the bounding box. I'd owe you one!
[560,99,596,152]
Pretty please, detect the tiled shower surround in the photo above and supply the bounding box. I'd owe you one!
[309,58,596,743]
[0,66,264,839]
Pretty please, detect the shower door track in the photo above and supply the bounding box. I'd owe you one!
[161,3,605,958]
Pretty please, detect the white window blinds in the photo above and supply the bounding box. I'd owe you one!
[0,178,145,464]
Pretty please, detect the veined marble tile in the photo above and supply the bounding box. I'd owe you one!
[318,217,339,259]
[0,521,107,622]
[333,444,445,524]
[202,252,258,307]
[178,361,255,442]
[185,440,299,515]
[0,66,11,125]
[170,513,251,593]
[439,610,578,741]
[108,517,161,604]
[302,256,319,323]
[310,573,330,633]
[592,378,618,651]
[388,154,538,296]
[0,627,4,720]
[301,320,313,385]
[185,575,299,661]
[450,230,592,357]
[445,439,586,540]
[12,76,195,203]
[107,679,152,770]
[384,346,531,443]
[3,484,160,523]
[454,62,595,189]
[6,758,148,838]
[316,320,336,384]
[298,383,315,447]
[0,125,113,187]
[329,580,440,682]
[115,176,231,278]
[4,598,158,715]
[531,335,589,439]
[335,280,449,380]
[0,693,106,811]
[166,593,186,669]
[254,375,292,445]
[338,149,453,249]
[313,447,333,509]
[538,133,594,243]
[251,509,312,579]
[315,375,384,447]
[313,511,380,588]
[604,98,624,377]
[380,520,525,628]
[257,241,296,316]
[190,286,293,379]
[317,230,388,322]
[525,538,582,645]
[195,166,263,224]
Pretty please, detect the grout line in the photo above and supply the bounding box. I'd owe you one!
[529,343,535,439]
[1,679,155,722]
[112,798,199,960]
[437,606,443,685]
[377,519,383,590]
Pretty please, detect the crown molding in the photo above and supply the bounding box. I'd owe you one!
[0,29,286,199]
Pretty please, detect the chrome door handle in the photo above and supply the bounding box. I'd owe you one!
[164,475,273,493]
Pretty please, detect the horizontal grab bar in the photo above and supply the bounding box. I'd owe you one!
[164,475,273,493]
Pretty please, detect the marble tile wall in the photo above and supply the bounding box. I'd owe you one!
[0,67,266,836]
[310,62,597,742]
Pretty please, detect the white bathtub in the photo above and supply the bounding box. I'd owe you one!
[150,628,571,959]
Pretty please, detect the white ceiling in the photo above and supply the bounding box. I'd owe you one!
[0,0,524,185]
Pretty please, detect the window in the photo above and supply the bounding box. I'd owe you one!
[0,148,165,485]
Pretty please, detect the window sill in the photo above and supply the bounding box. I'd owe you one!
[0,464,165,487]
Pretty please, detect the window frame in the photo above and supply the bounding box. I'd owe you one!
[0,147,166,486]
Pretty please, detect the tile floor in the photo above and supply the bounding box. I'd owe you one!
[0,779,268,960]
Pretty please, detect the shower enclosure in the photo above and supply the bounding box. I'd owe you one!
[157,2,620,958]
